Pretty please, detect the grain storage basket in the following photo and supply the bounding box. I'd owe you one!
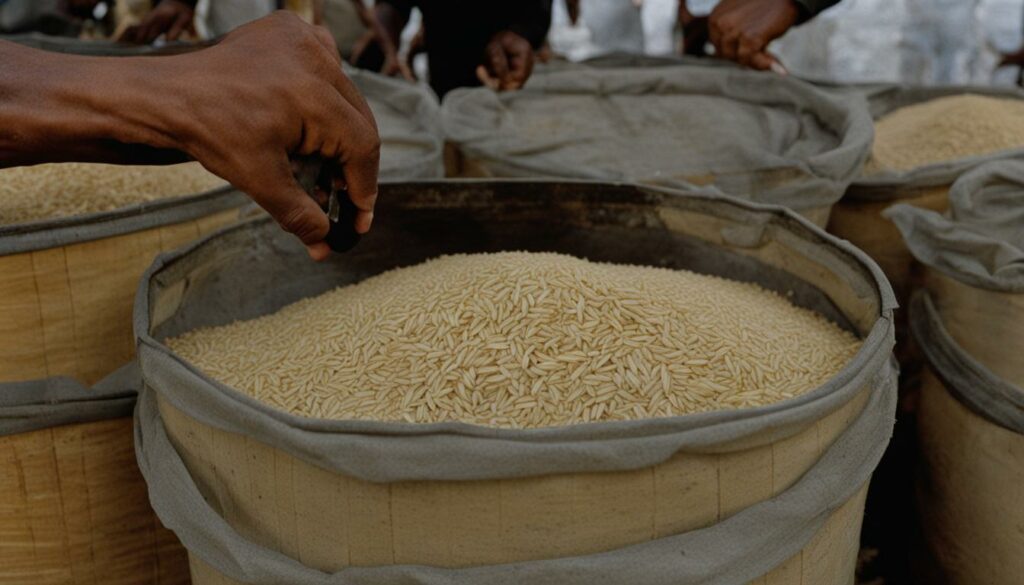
[0,164,246,583]
[441,66,874,227]
[0,366,188,585]
[135,180,897,585]
[891,161,1024,584]
[910,292,1024,585]
[887,159,1024,383]
[828,84,1024,301]
[0,166,247,386]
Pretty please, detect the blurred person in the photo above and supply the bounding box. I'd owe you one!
[119,0,328,44]
[354,1,553,96]
[681,0,842,71]
[1,12,380,260]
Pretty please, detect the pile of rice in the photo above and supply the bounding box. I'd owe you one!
[170,252,862,429]
[869,94,1024,172]
[0,162,227,225]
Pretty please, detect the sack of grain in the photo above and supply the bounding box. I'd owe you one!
[0,365,189,585]
[347,66,444,180]
[895,163,1024,585]
[828,85,1024,301]
[0,162,246,387]
[886,159,1024,384]
[134,181,897,585]
[909,291,1024,585]
[441,66,874,227]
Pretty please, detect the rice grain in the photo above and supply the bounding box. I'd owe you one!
[170,252,861,429]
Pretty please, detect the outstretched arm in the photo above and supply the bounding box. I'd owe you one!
[0,12,380,260]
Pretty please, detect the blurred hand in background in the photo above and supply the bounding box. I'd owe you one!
[118,0,195,44]
[707,0,797,71]
[476,30,535,91]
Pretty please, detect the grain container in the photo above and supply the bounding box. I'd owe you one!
[829,85,1024,302]
[441,66,873,228]
[135,181,897,585]
[910,292,1024,585]
[0,365,189,585]
[890,161,1024,585]
[887,159,1024,384]
[0,163,245,583]
[0,163,246,386]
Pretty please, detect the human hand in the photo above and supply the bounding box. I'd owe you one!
[476,30,534,92]
[350,27,415,81]
[118,0,196,45]
[708,0,797,72]
[157,12,380,260]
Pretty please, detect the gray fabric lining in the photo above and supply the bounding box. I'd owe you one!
[0,186,248,255]
[441,66,873,212]
[846,85,1024,201]
[884,160,1024,293]
[910,291,1024,434]
[347,67,444,180]
[0,362,139,437]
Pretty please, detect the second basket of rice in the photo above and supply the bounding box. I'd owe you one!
[0,161,249,585]
[828,86,1024,302]
[134,181,897,585]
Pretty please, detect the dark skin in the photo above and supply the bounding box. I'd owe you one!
[704,0,800,71]
[0,12,380,261]
[476,30,534,91]
[349,1,415,80]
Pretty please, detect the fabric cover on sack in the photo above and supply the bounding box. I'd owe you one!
[885,159,1024,293]
[442,66,873,213]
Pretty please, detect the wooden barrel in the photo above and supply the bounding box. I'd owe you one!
[135,181,897,585]
[911,292,1024,585]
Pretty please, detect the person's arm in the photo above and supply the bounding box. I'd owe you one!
[350,0,413,79]
[1,12,380,261]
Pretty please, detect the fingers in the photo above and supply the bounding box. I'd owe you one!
[309,91,380,234]
[717,29,740,62]
[736,34,763,68]
[251,156,331,248]
[485,41,511,87]
[499,34,534,90]
[476,65,500,90]
[398,58,417,82]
